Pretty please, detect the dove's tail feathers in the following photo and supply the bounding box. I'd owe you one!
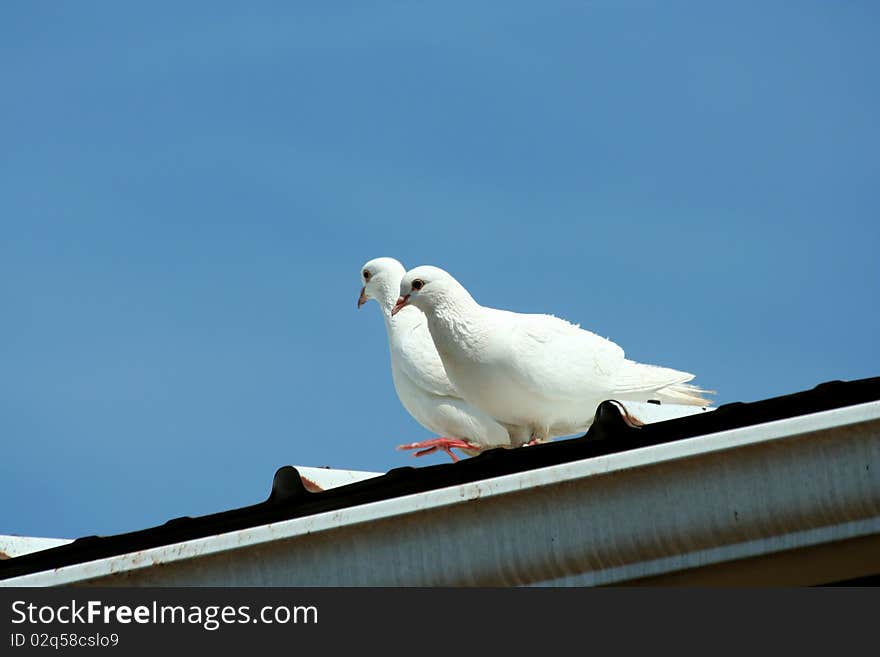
[613,360,715,406]
[651,381,716,406]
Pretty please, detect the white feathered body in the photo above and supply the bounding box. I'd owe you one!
[378,295,514,450]
[423,286,711,441]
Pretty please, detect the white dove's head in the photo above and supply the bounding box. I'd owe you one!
[392,265,463,316]
[358,257,407,311]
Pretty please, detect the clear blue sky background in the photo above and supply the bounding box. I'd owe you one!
[2,2,878,539]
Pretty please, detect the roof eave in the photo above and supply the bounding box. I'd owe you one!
[4,400,879,586]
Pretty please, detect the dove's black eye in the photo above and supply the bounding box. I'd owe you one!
[411,279,424,291]
[363,270,371,281]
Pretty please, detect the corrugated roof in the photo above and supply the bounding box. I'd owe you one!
[2,376,878,583]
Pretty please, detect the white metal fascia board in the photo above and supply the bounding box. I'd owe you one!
[3,400,879,586]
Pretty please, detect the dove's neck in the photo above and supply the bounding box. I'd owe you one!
[424,288,485,357]
[376,284,418,342]
[374,282,401,324]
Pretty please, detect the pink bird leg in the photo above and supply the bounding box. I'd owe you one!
[397,437,482,462]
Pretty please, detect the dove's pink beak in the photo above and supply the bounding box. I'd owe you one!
[357,286,368,308]
[391,294,410,316]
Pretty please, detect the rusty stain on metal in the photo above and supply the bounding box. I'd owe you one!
[300,476,324,493]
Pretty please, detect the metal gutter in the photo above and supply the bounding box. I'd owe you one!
[4,400,878,586]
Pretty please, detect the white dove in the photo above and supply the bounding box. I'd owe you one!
[358,258,516,461]
[391,265,713,446]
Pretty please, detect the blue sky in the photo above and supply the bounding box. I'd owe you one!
[2,2,878,539]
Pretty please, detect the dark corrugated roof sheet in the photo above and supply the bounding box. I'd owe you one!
[2,376,879,581]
